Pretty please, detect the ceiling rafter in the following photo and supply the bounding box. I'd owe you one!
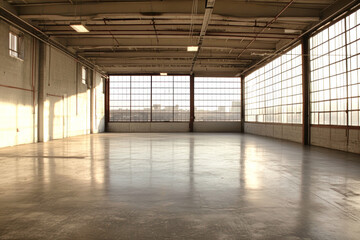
[2,0,354,75]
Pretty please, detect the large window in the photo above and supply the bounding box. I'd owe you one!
[195,77,241,121]
[347,10,360,126]
[245,45,303,124]
[110,75,189,122]
[310,8,360,126]
[152,76,190,121]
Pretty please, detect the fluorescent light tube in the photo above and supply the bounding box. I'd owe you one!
[160,73,168,76]
[187,46,198,52]
[70,24,89,33]
[284,29,302,34]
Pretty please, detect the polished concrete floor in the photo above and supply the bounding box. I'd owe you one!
[0,133,359,240]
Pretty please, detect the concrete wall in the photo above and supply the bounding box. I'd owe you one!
[93,72,105,133]
[194,122,241,132]
[311,126,360,154]
[108,122,190,132]
[41,46,90,141]
[0,20,105,148]
[107,122,241,133]
[0,20,38,148]
[244,122,303,143]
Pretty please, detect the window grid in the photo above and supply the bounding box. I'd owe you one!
[194,77,241,121]
[346,9,360,126]
[109,75,190,122]
[245,45,303,124]
[110,76,130,121]
[131,76,151,122]
[152,76,173,122]
[310,8,360,126]
[174,76,191,121]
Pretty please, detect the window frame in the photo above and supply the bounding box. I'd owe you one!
[81,66,87,85]
[109,75,190,122]
[194,77,241,122]
[309,7,360,127]
[9,31,23,60]
[244,45,303,125]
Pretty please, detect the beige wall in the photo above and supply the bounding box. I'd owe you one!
[311,127,360,154]
[244,122,303,143]
[108,122,189,132]
[194,122,241,132]
[0,20,105,148]
[107,122,241,133]
[0,20,38,148]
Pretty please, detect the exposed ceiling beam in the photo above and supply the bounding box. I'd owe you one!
[36,23,307,32]
[3,0,346,76]
[101,64,244,69]
[20,14,321,23]
[48,33,297,41]
[16,1,323,19]
[237,0,296,59]
[63,38,276,49]
[72,46,276,52]
[78,51,263,58]
[0,3,103,73]
[11,0,336,7]
[241,0,360,75]
[0,0,17,15]
[29,16,320,26]
[190,0,215,74]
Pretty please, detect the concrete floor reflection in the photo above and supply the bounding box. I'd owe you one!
[0,133,359,239]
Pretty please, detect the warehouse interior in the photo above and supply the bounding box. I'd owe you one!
[0,0,360,239]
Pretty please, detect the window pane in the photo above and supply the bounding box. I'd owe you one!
[109,75,189,122]
[195,77,241,121]
[245,45,303,124]
[109,76,131,121]
[310,8,360,126]
[131,76,151,121]
[174,76,190,121]
[9,32,19,58]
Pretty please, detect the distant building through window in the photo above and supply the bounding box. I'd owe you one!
[109,75,190,122]
[195,77,241,121]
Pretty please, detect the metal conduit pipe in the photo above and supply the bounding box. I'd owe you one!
[236,0,296,59]
[0,5,106,75]
[240,0,360,76]
[190,0,215,74]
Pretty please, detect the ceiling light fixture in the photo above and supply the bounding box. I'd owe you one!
[160,73,168,76]
[70,24,89,33]
[284,29,302,34]
[187,46,198,52]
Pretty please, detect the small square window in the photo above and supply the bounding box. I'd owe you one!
[81,66,87,85]
[9,32,21,59]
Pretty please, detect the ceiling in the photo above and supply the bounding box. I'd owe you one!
[1,0,358,76]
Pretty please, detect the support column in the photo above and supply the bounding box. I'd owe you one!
[37,43,49,142]
[190,74,195,132]
[90,70,95,134]
[105,77,110,132]
[302,35,311,145]
[241,75,245,133]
